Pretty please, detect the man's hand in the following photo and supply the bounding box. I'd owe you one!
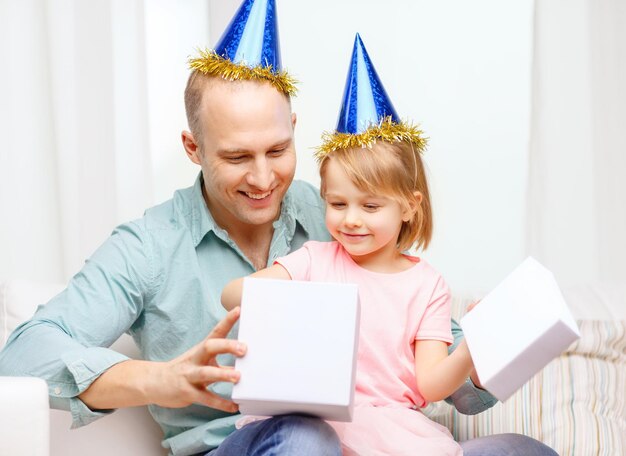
[80,307,247,413]
[148,307,247,412]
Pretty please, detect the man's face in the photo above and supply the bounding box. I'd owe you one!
[186,79,297,233]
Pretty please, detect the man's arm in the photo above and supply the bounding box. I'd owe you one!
[445,318,498,414]
[79,307,245,412]
[0,221,245,425]
[0,223,151,425]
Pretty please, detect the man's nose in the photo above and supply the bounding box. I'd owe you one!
[246,158,273,190]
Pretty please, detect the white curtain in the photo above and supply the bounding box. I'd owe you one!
[528,0,626,286]
[0,0,208,283]
[2,0,624,290]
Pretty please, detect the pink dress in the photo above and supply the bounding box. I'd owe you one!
[277,241,462,456]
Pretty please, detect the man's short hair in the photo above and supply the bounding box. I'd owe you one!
[183,71,292,151]
[184,70,211,148]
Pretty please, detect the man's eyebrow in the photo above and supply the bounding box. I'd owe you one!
[217,138,292,155]
[218,148,248,155]
[268,138,292,149]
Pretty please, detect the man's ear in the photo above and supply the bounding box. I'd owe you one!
[182,130,201,165]
[291,112,297,129]
[402,191,423,222]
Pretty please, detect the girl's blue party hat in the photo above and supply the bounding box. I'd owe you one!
[317,34,425,158]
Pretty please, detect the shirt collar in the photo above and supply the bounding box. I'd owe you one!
[284,182,322,237]
[184,172,315,248]
[185,173,216,247]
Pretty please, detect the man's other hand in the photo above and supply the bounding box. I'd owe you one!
[149,307,247,412]
[79,307,247,413]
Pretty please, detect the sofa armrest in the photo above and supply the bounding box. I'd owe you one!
[1,279,165,455]
[0,376,49,456]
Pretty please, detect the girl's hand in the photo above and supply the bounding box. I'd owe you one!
[466,299,481,313]
[464,299,485,389]
[470,369,484,390]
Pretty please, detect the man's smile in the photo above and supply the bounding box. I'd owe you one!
[242,190,272,200]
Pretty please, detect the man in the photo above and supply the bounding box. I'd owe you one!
[0,0,556,454]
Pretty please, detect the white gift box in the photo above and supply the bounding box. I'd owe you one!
[232,278,360,422]
[461,257,580,401]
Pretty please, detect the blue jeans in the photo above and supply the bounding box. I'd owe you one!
[206,417,557,456]
[460,433,559,456]
[206,415,341,456]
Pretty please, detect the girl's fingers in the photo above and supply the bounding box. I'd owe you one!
[466,299,481,312]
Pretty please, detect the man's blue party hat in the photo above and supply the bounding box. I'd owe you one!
[317,34,425,158]
[189,0,296,96]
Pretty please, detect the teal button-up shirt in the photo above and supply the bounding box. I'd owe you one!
[0,173,495,455]
[0,174,330,455]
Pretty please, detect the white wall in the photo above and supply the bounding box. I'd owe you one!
[144,0,212,204]
[0,0,64,283]
[0,0,210,283]
[0,0,532,293]
[204,0,534,292]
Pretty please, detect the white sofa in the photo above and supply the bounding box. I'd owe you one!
[0,280,165,456]
[1,279,625,455]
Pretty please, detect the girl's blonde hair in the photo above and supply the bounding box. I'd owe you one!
[319,141,433,252]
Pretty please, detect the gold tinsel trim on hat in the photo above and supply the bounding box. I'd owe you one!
[315,117,427,161]
[188,49,297,96]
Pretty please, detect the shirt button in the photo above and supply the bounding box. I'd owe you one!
[54,387,61,395]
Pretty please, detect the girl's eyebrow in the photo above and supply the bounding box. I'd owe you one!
[324,191,388,202]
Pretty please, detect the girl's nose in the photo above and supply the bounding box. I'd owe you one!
[344,207,362,227]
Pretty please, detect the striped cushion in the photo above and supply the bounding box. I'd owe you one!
[425,319,626,455]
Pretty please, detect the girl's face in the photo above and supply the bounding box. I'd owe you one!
[323,159,410,267]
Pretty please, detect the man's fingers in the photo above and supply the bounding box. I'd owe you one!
[207,307,241,339]
[188,365,241,385]
[204,338,247,358]
[194,337,247,365]
[194,388,240,413]
[191,308,246,365]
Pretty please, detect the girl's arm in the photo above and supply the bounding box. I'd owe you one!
[221,264,292,310]
[414,338,474,403]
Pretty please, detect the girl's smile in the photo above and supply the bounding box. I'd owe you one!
[323,159,411,271]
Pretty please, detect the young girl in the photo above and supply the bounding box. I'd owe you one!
[222,34,472,455]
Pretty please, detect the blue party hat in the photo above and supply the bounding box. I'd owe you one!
[189,0,296,96]
[337,33,400,134]
[317,34,425,158]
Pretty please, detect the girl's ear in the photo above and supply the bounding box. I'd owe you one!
[402,191,423,222]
